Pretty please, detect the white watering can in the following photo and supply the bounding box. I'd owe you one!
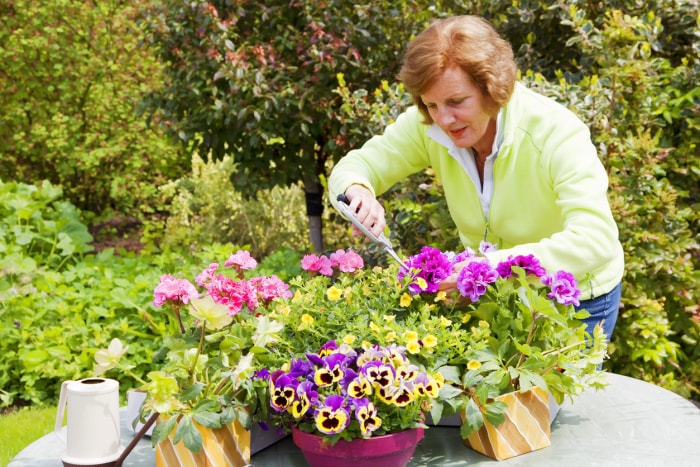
[55,378,123,466]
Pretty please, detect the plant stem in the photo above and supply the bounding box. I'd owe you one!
[188,323,206,378]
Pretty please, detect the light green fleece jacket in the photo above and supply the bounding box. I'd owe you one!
[329,83,624,300]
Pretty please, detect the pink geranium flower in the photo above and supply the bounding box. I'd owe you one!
[301,254,334,276]
[329,249,364,273]
[153,274,199,307]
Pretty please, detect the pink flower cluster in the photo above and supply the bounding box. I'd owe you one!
[153,250,292,316]
[301,249,364,277]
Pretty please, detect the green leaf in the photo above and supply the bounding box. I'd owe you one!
[180,381,205,402]
[483,400,508,427]
[173,415,202,453]
[151,416,177,447]
[192,410,222,429]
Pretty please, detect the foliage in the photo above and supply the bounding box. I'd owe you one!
[0,0,186,219]
[137,0,437,249]
[267,342,442,443]
[155,151,313,259]
[0,179,204,408]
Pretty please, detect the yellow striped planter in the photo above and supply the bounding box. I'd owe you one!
[155,416,251,467]
[461,386,551,460]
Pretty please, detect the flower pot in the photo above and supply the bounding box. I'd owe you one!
[460,386,551,460]
[155,416,250,467]
[291,426,423,467]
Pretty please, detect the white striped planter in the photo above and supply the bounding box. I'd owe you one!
[461,386,551,460]
[155,416,251,467]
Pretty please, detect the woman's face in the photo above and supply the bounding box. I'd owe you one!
[421,65,496,155]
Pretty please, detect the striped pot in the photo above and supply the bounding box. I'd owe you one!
[155,416,251,467]
[461,386,551,460]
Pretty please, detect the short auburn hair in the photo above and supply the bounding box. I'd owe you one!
[398,15,518,123]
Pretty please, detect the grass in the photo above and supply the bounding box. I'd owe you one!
[0,406,56,467]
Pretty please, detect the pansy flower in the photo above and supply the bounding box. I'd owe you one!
[314,394,350,435]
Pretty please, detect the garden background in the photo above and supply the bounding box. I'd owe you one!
[0,0,698,463]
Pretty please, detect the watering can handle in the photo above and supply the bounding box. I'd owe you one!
[54,380,71,441]
[113,412,159,467]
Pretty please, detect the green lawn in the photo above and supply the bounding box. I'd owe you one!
[0,407,56,467]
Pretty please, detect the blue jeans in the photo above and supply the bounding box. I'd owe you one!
[575,282,622,342]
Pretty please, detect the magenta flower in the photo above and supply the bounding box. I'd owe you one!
[205,274,247,315]
[399,246,453,294]
[153,274,199,307]
[329,248,364,273]
[496,254,546,278]
[301,254,334,276]
[542,270,581,306]
[456,260,499,302]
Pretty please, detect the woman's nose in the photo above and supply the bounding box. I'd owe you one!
[435,107,456,126]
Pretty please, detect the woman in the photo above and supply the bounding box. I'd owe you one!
[328,15,623,340]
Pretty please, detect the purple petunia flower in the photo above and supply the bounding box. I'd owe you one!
[398,246,453,295]
[496,254,547,279]
[456,260,499,302]
[542,270,581,306]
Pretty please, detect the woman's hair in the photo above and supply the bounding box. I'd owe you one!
[398,15,518,123]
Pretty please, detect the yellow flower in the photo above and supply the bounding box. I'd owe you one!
[406,341,421,354]
[327,286,342,301]
[479,320,490,328]
[400,293,412,307]
[293,290,302,302]
[440,316,452,328]
[434,291,447,302]
[343,335,357,345]
[276,303,291,316]
[299,314,314,329]
[461,312,472,323]
[383,314,396,323]
[467,360,482,370]
[362,284,371,296]
[370,322,381,332]
[403,330,419,342]
[422,334,438,349]
[385,331,398,342]
[414,277,428,292]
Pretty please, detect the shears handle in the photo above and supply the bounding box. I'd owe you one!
[336,194,408,269]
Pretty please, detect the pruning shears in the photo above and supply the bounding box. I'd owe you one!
[336,194,408,270]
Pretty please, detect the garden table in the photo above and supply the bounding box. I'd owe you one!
[9,373,700,467]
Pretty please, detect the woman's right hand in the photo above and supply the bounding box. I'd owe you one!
[343,185,387,239]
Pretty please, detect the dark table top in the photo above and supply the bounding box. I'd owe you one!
[10,373,700,467]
